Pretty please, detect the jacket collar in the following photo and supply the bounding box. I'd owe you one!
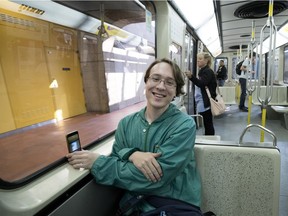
[139,103,179,123]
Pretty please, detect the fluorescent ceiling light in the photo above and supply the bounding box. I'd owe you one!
[172,0,221,57]
[207,39,222,57]
[196,15,218,46]
[275,33,288,47]
[173,0,214,29]
[278,22,288,39]
[256,22,288,54]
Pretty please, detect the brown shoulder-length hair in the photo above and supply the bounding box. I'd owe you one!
[144,58,185,96]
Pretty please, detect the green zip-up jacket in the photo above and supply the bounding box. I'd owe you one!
[91,103,201,211]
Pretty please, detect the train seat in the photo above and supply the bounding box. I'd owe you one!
[194,143,280,216]
[64,140,279,216]
[252,86,288,105]
[219,86,237,104]
[196,135,221,142]
[271,105,288,129]
[1,136,280,216]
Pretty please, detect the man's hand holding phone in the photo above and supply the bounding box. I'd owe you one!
[66,131,81,153]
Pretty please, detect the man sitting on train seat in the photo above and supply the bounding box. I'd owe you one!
[67,58,202,215]
[238,53,256,112]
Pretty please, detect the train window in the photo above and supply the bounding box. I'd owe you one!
[169,42,182,65]
[232,57,238,79]
[0,1,156,188]
[214,57,228,73]
[284,46,288,84]
[184,32,195,72]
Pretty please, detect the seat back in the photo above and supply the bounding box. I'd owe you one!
[194,144,280,216]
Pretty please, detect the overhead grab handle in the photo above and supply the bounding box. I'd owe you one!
[246,21,258,125]
[257,0,277,142]
[247,20,257,94]
[257,0,277,107]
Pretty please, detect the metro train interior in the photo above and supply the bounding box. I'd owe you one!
[0,0,287,215]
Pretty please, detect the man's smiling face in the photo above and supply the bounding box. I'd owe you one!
[145,62,176,110]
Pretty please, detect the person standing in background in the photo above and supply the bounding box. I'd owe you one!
[216,59,227,86]
[238,53,256,112]
[185,52,217,135]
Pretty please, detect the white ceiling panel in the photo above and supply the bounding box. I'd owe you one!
[216,0,288,53]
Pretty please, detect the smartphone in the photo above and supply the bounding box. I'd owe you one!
[66,131,82,153]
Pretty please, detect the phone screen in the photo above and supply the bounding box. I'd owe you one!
[66,131,81,153]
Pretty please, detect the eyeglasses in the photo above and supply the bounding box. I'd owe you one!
[148,75,176,88]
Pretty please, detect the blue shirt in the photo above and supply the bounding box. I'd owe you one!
[195,86,210,113]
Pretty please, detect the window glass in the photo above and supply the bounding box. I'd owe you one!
[183,32,196,115]
[283,46,288,84]
[214,57,228,72]
[0,1,156,187]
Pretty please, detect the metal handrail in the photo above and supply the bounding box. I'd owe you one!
[256,0,277,141]
[190,114,204,135]
[247,20,257,95]
[239,124,277,147]
[257,0,277,107]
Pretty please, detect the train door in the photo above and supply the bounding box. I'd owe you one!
[183,32,196,114]
[45,25,86,120]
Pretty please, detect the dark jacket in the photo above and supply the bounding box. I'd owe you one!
[216,65,227,80]
[189,65,217,108]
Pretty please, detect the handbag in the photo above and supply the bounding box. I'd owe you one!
[205,86,226,116]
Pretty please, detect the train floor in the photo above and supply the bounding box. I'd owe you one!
[210,104,288,216]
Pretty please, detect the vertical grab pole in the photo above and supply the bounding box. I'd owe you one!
[257,0,277,142]
[237,45,243,105]
[247,44,252,125]
[247,20,256,125]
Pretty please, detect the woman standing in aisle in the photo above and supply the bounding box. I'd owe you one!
[185,52,217,135]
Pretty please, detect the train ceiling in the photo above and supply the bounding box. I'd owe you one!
[56,0,288,54]
[216,0,288,53]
